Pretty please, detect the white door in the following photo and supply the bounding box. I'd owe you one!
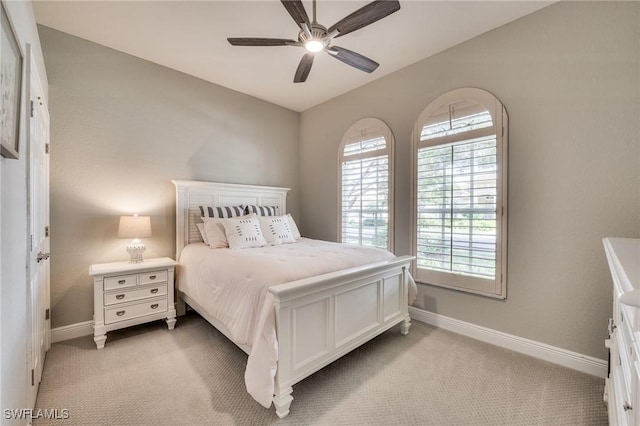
[27,47,51,408]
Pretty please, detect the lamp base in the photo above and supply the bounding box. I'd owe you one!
[126,240,147,263]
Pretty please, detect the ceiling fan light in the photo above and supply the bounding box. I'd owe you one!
[305,40,324,53]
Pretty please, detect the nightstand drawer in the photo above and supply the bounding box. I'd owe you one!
[139,270,167,285]
[104,274,137,291]
[104,284,168,306]
[104,297,168,324]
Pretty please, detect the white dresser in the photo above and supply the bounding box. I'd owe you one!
[90,257,178,349]
[604,238,640,426]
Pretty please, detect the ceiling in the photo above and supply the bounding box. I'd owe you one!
[33,1,552,112]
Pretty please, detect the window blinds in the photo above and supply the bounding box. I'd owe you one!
[341,136,389,249]
[416,134,498,279]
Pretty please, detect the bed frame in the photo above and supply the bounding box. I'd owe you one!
[172,180,414,418]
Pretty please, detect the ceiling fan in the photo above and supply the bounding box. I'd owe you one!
[227,0,401,83]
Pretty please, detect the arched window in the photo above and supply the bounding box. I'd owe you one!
[412,88,508,298]
[339,118,394,250]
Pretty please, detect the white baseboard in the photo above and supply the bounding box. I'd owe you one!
[51,320,93,343]
[409,306,608,379]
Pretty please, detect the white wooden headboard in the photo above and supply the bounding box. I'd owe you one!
[172,180,290,260]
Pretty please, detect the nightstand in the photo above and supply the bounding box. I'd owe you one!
[90,257,178,349]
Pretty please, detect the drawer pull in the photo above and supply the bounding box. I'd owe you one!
[116,310,126,316]
[149,275,157,280]
[623,402,633,411]
[118,279,126,284]
[150,304,159,309]
[115,294,125,300]
[150,288,159,294]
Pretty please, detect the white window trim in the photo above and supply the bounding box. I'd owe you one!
[411,88,508,299]
[338,117,395,251]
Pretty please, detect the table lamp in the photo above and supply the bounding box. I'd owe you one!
[117,214,152,263]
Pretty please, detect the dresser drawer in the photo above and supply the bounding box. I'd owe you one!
[613,362,635,425]
[616,336,633,400]
[104,274,137,291]
[104,284,168,306]
[104,297,168,324]
[139,270,167,285]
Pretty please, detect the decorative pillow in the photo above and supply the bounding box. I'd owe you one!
[202,213,256,249]
[259,215,297,245]
[286,213,301,240]
[196,223,209,245]
[199,205,244,218]
[222,217,267,249]
[202,219,229,248]
[243,205,278,216]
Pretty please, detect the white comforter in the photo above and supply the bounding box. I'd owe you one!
[177,238,417,407]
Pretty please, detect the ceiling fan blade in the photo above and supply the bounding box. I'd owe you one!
[294,53,314,83]
[328,46,379,73]
[328,0,400,38]
[281,0,310,29]
[228,38,298,47]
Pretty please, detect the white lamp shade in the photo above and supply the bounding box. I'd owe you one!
[117,215,152,239]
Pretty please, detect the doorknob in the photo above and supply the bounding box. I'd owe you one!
[37,252,50,263]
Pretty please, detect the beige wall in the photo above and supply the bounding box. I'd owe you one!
[299,1,640,359]
[39,26,300,328]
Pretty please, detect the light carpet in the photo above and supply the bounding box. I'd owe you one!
[34,313,608,425]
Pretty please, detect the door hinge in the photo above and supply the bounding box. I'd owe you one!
[45,308,50,321]
[45,143,50,154]
[45,226,50,237]
[30,234,34,251]
[30,100,34,118]
[31,369,34,386]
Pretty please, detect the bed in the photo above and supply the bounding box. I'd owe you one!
[172,180,415,418]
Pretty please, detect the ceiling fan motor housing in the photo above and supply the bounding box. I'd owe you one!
[299,23,329,49]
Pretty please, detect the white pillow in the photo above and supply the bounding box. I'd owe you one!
[286,214,301,240]
[196,223,209,245]
[202,219,228,248]
[259,215,297,245]
[222,216,267,249]
[202,213,256,249]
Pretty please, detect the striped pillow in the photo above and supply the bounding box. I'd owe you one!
[243,205,278,216]
[199,205,244,218]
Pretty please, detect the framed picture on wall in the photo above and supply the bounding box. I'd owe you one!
[0,1,23,159]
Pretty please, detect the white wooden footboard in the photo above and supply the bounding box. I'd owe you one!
[269,255,414,418]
